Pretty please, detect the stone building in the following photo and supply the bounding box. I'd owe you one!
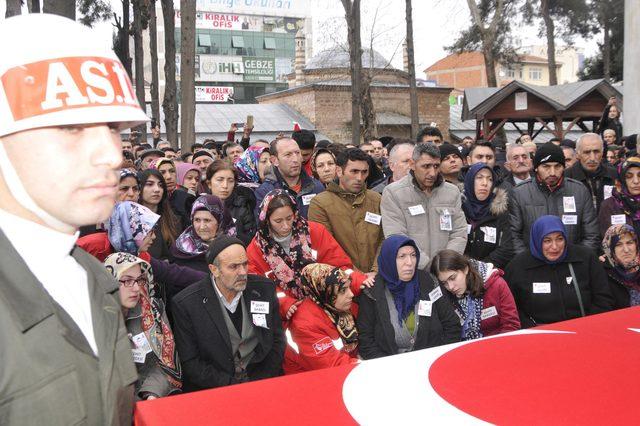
[256,32,452,144]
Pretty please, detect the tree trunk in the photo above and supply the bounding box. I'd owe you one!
[541,0,558,85]
[132,0,147,142]
[161,0,179,148]
[179,0,196,153]
[5,0,21,17]
[148,0,161,128]
[361,69,377,141]
[405,0,419,139]
[122,0,132,78]
[603,19,611,81]
[43,0,75,20]
[483,43,498,87]
[31,0,41,12]
[342,0,362,145]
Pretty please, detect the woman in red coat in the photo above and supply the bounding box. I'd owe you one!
[430,249,520,339]
[284,263,360,374]
[247,189,371,322]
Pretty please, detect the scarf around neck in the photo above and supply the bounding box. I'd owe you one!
[104,252,181,387]
[256,189,313,298]
[301,263,358,350]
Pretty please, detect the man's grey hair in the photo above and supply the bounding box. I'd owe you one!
[505,142,527,161]
[576,133,603,152]
[412,142,440,162]
[389,142,415,165]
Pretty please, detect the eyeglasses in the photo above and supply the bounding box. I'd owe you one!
[119,275,148,288]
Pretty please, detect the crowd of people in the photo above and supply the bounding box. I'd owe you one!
[1,13,636,424]
[69,97,640,401]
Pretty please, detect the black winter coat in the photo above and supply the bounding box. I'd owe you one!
[508,177,600,254]
[464,188,514,269]
[226,185,257,246]
[356,270,461,359]
[504,245,614,328]
[564,162,616,213]
[603,262,634,309]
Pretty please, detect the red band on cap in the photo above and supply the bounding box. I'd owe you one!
[2,56,139,121]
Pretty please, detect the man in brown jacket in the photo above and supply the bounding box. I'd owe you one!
[308,148,383,275]
[0,14,148,425]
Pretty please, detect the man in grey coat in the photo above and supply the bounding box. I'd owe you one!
[0,14,149,425]
[509,143,600,254]
[381,143,467,270]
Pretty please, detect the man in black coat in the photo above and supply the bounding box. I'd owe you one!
[509,143,600,254]
[171,236,285,392]
[564,133,616,214]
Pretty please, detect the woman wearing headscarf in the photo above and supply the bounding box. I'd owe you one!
[357,236,461,359]
[310,148,337,186]
[104,252,182,400]
[602,224,640,308]
[138,169,180,260]
[170,195,236,273]
[284,263,359,374]
[234,145,271,191]
[430,250,520,341]
[247,189,371,323]
[504,215,614,328]
[118,169,141,202]
[598,156,640,236]
[462,163,513,268]
[206,160,257,245]
[176,162,201,196]
[77,201,206,300]
[151,158,194,231]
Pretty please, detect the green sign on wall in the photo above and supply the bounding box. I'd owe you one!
[243,57,275,82]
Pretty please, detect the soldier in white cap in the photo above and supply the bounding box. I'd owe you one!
[0,14,149,425]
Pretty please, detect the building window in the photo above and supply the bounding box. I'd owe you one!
[232,35,245,48]
[529,67,542,80]
[198,34,211,47]
[264,38,276,49]
[506,68,515,78]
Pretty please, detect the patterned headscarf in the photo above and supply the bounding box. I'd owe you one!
[612,157,640,225]
[256,189,313,298]
[234,145,268,184]
[301,263,358,350]
[119,168,139,184]
[104,252,181,387]
[602,224,640,291]
[105,201,160,254]
[174,195,236,256]
[149,157,174,171]
[176,162,200,187]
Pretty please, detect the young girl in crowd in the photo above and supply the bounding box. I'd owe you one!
[357,236,461,359]
[247,189,370,323]
[462,163,513,269]
[138,169,180,260]
[284,263,360,374]
[176,163,201,195]
[104,253,182,400]
[602,224,640,308]
[206,160,257,245]
[152,158,194,230]
[170,195,236,273]
[430,250,520,340]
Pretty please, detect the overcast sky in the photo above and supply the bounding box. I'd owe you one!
[2,0,600,77]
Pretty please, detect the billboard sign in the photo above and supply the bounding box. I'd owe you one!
[195,86,234,102]
[243,57,275,82]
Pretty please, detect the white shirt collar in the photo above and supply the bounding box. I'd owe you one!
[0,208,79,259]
[0,208,98,355]
[211,275,243,313]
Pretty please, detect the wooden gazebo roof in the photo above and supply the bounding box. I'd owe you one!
[462,79,623,141]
